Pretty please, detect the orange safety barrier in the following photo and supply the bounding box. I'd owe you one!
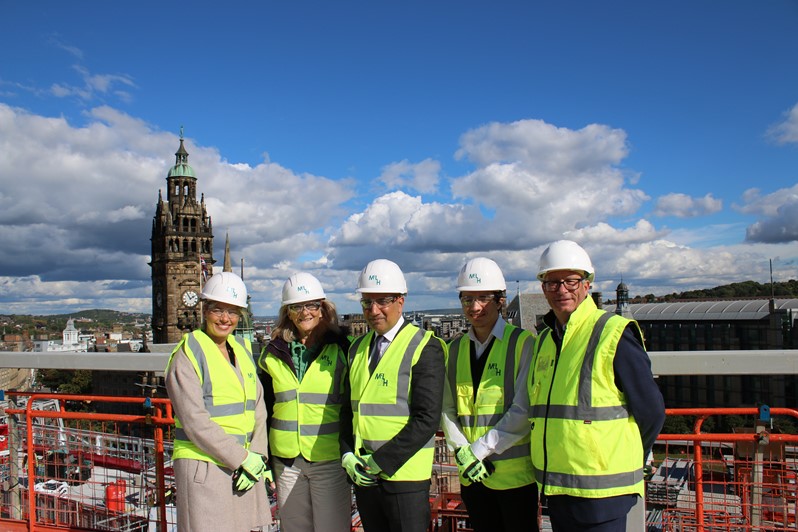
[3,395,798,532]
[1,392,175,532]
[430,492,472,532]
[650,407,798,532]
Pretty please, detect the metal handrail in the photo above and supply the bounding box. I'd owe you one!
[2,348,797,375]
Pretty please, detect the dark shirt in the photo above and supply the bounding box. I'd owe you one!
[613,327,666,456]
[470,337,496,396]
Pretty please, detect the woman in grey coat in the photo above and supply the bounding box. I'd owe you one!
[165,272,274,531]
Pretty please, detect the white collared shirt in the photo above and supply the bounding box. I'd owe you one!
[372,316,405,365]
[467,316,507,359]
[379,316,404,345]
[441,316,534,461]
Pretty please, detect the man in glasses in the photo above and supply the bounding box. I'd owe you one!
[441,257,538,532]
[528,240,664,532]
[341,259,445,532]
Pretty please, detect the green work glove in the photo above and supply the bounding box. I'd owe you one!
[240,451,268,480]
[363,454,382,475]
[455,445,492,483]
[234,468,257,492]
[261,456,275,495]
[233,451,267,492]
[263,463,274,485]
[342,452,378,487]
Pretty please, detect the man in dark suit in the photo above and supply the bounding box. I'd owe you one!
[341,259,445,532]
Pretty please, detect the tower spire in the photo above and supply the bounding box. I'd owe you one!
[175,137,189,166]
[615,275,632,318]
[223,233,232,272]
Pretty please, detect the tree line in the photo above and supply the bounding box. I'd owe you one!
[629,279,798,304]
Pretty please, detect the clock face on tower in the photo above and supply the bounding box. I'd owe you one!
[182,290,199,307]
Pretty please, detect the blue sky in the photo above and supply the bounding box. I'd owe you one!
[1,1,797,316]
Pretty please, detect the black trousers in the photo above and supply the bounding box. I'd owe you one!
[460,481,539,532]
[546,495,633,532]
[354,483,431,532]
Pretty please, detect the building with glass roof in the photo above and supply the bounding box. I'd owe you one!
[604,296,798,410]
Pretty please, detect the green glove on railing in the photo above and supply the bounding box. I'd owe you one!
[455,445,493,483]
[342,452,378,487]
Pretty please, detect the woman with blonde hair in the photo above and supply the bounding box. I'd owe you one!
[258,272,351,532]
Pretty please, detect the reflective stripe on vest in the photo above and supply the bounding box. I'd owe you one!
[173,427,248,447]
[263,343,346,461]
[447,325,534,489]
[348,325,437,481]
[529,314,629,421]
[528,300,644,498]
[168,331,258,464]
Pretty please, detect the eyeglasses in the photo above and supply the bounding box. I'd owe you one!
[360,296,399,310]
[208,307,242,319]
[541,278,586,292]
[460,294,496,307]
[288,301,322,313]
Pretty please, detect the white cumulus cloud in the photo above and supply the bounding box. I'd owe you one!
[378,158,441,194]
[767,102,798,145]
[0,103,355,314]
[735,184,798,243]
[653,193,723,218]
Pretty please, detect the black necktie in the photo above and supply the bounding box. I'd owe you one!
[369,335,386,374]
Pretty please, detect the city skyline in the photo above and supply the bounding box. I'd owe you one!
[1,1,797,316]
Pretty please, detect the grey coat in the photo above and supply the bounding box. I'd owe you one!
[166,340,273,532]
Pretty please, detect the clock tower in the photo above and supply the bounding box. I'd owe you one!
[150,131,215,343]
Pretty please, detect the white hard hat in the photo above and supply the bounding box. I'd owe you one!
[201,272,248,308]
[282,272,326,305]
[537,240,595,281]
[356,259,407,294]
[457,257,506,292]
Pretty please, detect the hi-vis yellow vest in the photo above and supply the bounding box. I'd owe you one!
[528,297,645,498]
[348,324,442,482]
[167,331,258,464]
[447,324,534,489]
[261,343,347,461]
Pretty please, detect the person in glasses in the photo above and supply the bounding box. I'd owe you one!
[165,271,273,532]
[340,259,445,532]
[528,240,664,532]
[440,257,538,532]
[257,272,351,532]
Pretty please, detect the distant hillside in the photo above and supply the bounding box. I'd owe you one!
[627,279,798,304]
[672,280,798,299]
[1,309,149,338]
[56,309,150,322]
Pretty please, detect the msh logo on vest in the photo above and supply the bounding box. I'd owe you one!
[373,372,389,386]
[535,356,550,374]
[487,362,502,377]
[319,353,332,366]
